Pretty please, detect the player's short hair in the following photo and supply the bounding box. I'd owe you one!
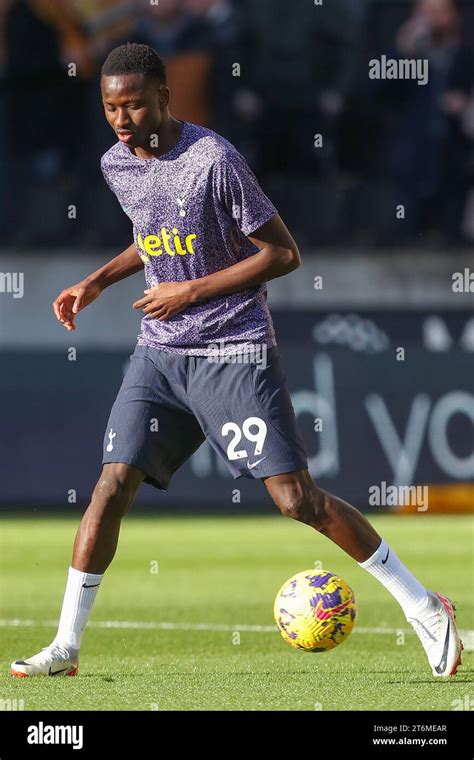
[101,43,166,88]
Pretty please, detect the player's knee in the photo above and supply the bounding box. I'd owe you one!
[275,481,314,523]
[92,472,136,518]
[276,483,330,530]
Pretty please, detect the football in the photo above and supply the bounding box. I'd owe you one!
[274,569,357,652]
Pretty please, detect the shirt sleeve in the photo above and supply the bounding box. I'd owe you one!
[212,151,278,236]
[100,155,114,194]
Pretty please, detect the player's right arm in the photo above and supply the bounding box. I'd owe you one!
[52,241,143,331]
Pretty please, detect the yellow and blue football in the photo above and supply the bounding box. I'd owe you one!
[274,570,357,652]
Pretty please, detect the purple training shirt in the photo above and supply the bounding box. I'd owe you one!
[100,121,278,355]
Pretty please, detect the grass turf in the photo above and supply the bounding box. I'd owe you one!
[0,514,472,711]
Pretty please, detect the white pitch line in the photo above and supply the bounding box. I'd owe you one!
[0,619,473,650]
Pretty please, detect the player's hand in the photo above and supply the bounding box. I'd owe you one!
[52,280,103,331]
[133,282,194,320]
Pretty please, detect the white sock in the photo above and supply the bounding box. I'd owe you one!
[358,539,429,618]
[52,566,103,653]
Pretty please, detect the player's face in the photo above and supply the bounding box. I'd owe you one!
[101,73,168,149]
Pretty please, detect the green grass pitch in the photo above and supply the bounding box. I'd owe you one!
[0,514,472,711]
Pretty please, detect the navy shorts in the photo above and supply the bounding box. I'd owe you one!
[102,345,308,490]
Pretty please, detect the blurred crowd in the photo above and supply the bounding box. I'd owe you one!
[0,0,473,249]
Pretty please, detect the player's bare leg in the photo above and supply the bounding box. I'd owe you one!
[11,463,144,677]
[264,468,380,562]
[72,463,145,573]
[264,469,463,676]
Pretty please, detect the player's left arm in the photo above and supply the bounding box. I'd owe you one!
[190,213,300,301]
[133,214,300,320]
